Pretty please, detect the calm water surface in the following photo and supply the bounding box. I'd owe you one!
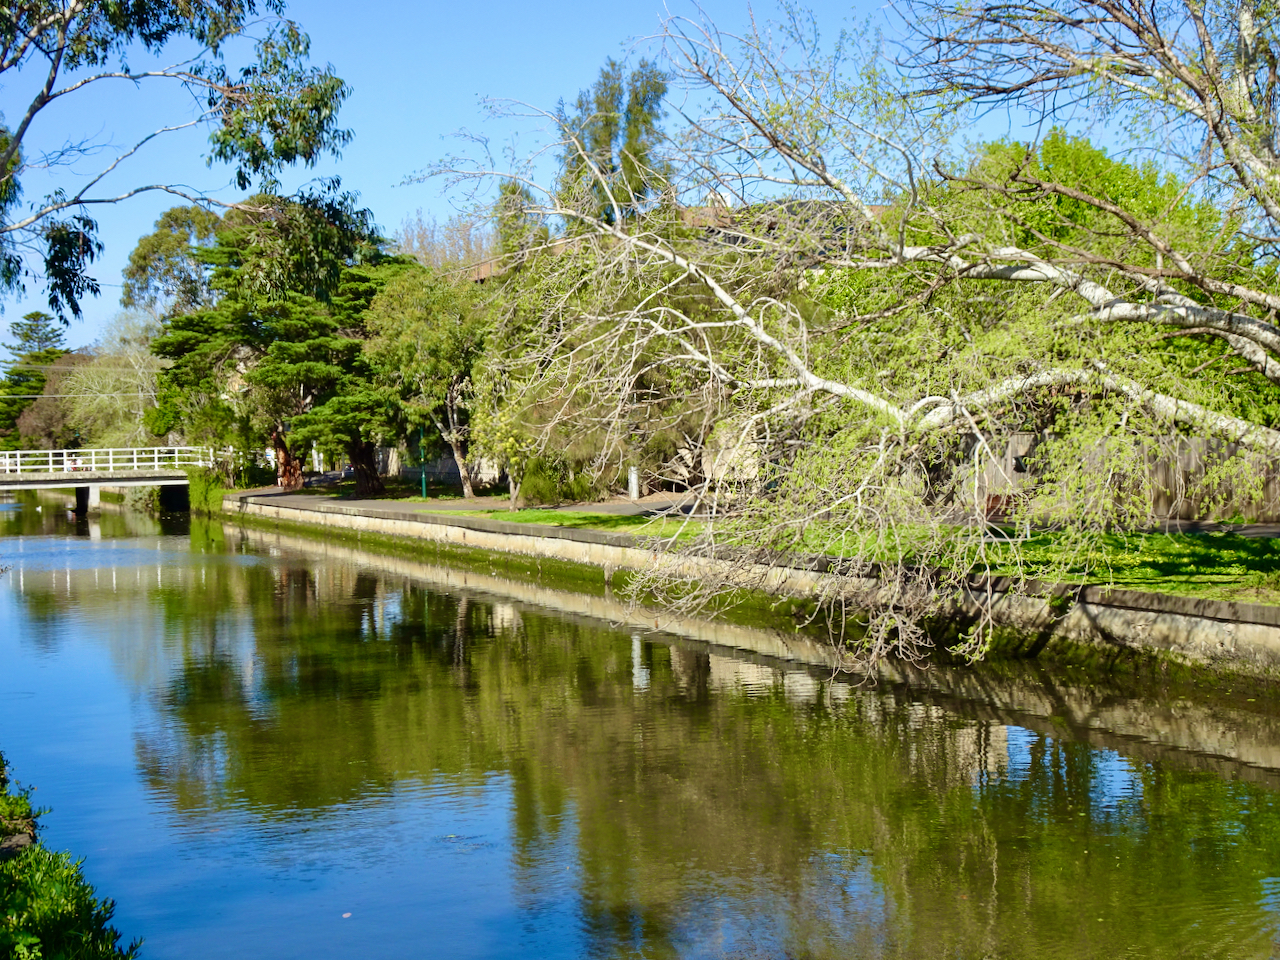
[2,501,1280,959]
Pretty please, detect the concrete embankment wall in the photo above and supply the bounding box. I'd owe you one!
[223,491,1280,678]
[226,494,665,574]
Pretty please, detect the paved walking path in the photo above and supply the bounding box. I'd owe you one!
[230,486,699,519]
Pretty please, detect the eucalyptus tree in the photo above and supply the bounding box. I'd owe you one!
[1,0,354,319]
[436,5,1280,665]
[122,207,224,318]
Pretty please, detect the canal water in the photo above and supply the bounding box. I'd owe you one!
[2,500,1280,959]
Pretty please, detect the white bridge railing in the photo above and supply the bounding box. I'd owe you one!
[0,446,214,476]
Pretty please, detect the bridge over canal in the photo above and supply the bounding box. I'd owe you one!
[0,447,214,512]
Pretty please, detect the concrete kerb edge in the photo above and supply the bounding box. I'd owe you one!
[223,492,1280,674]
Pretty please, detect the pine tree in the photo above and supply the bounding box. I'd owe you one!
[0,312,69,449]
[559,59,669,225]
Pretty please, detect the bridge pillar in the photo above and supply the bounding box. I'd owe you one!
[74,485,100,515]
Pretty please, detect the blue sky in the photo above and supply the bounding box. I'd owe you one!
[9,0,901,348]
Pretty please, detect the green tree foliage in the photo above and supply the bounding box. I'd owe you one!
[150,204,406,493]
[495,180,549,262]
[558,59,669,225]
[0,312,66,449]
[967,131,1224,253]
[0,0,354,319]
[820,131,1280,435]
[223,188,376,302]
[145,305,242,454]
[3,311,66,356]
[122,207,223,317]
[152,289,337,490]
[365,267,488,496]
[288,254,419,495]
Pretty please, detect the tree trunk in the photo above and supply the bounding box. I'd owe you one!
[507,469,521,510]
[438,395,476,499]
[272,429,303,491]
[449,440,475,499]
[347,439,385,497]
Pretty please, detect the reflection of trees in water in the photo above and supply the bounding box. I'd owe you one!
[10,538,1280,958]
[147,566,1280,957]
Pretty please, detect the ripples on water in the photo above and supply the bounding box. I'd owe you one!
[1,501,1279,959]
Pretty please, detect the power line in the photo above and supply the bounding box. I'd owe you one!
[0,393,152,399]
[1,365,164,372]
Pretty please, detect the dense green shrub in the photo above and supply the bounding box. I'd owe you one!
[518,458,560,505]
[0,847,140,959]
[185,467,227,516]
[0,789,34,837]
[0,753,139,959]
[519,457,606,506]
[0,757,35,840]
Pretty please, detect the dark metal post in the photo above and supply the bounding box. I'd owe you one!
[420,425,427,499]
